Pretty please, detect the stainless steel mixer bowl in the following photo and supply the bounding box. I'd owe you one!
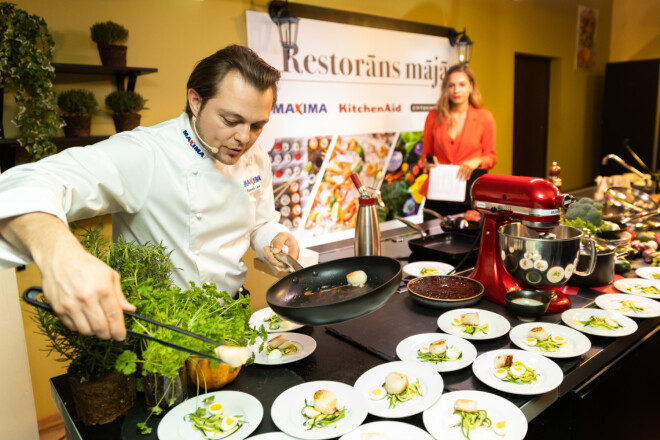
[499,223,596,288]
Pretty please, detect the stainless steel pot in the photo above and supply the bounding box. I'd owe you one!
[499,223,596,288]
[568,239,630,287]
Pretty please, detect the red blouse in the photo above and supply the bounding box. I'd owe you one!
[421,106,496,169]
[420,106,496,197]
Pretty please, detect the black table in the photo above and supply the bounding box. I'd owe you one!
[50,220,660,439]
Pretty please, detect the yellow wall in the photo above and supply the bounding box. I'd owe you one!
[6,0,654,422]
[610,0,660,61]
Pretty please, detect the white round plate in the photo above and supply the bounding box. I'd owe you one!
[396,333,477,372]
[245,434,298,439]
[437,308,511,340]
[595,293,660,318]
[157,391,263,440]
[403,261,454,278]
[353,361,443,418]
[270,381,368,440]
[339,421,435,439]
[635,266,660,281]
[612,278,660,299]
[509,322,591,358]
[250,307,303,333]
[472,349,563,395]
[250,332,317,365]
[561,308,638,337]
[423,390,528,440]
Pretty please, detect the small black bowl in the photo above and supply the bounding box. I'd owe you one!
[504,290,551,321]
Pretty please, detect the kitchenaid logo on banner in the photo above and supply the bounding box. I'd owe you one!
[281,50,449,89]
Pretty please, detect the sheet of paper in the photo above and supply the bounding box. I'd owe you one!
[426,164,467,202]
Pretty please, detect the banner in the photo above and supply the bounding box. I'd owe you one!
[246,11,456,246]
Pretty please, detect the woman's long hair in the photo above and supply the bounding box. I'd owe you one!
[435,64,483,129]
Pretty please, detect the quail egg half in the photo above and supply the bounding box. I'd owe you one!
[493,368,508,380]
[509,365,527,377]
[523,337,538,346]
[494,420,508,436]
[220,415,239,432]
[208,402,224,415]
[370,387,387,400]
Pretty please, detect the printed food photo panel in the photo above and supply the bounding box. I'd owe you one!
[380,131,428,221]
[269,136,330,230]
[302,132,395,237]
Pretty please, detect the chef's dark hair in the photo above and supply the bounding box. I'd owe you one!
[185,45,280,117]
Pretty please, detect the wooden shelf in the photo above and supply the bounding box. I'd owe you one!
[1,62,157,171]
[52,63,158,91]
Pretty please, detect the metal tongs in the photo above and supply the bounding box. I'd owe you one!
[23,286,225,363]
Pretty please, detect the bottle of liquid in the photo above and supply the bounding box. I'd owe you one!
[350,173,381,256]
[548,161,562,190]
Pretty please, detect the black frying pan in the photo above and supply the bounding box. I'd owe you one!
[407,232,480,265]
[266,255,402,326]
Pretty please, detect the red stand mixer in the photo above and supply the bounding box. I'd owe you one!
[469,175,583,314]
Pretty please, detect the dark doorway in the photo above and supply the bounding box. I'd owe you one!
[512,54,551,178]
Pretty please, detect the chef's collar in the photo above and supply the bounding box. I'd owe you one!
[180,113,209,160]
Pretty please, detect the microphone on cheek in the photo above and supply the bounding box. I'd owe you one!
[191,115,219,154]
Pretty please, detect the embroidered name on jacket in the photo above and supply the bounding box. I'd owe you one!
[244,175,262,193]
[183,129,205,158]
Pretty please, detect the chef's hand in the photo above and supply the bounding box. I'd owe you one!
[423,154,438,169]
[457,158,482,181]
[262,232,300,271]
[0,212,135,340]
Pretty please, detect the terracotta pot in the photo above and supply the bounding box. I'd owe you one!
[143,367,188,414]
[112,113,141,132]
[62,114,91,137]
[67,368,136,425]
[97,44,127,67]
[187,357,241,390]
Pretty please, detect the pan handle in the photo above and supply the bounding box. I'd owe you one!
[272,249,305,271]
[395,216,427,239]
[422,208,444,220]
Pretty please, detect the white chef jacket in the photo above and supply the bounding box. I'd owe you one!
[0,112,288,295]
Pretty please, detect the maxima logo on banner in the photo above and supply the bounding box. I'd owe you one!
[272,103,328,115]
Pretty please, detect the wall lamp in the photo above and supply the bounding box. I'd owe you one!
[268,0,300,54]
[449,27,474,64]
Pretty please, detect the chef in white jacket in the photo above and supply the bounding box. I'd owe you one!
[0,45,299,343]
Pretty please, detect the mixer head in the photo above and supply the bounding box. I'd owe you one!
[471,175,575,230]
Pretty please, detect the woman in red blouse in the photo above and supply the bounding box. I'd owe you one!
[421,63,496,217]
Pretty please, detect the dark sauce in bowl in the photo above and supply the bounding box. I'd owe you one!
[408,275,484,301]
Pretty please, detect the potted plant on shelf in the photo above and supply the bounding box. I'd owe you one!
[0,3,61,161]
[105,90,147,132]
[57,89,98,137]
[90,20,129,67]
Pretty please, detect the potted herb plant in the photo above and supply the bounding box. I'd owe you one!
[0,3,61,160]
[57,89,98,137]
[105,90,147,132]
[30,225,174,425]
[90,20,129,67]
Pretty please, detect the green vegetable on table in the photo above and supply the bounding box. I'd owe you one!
[615,259,632,274]
[561,197,604,236]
